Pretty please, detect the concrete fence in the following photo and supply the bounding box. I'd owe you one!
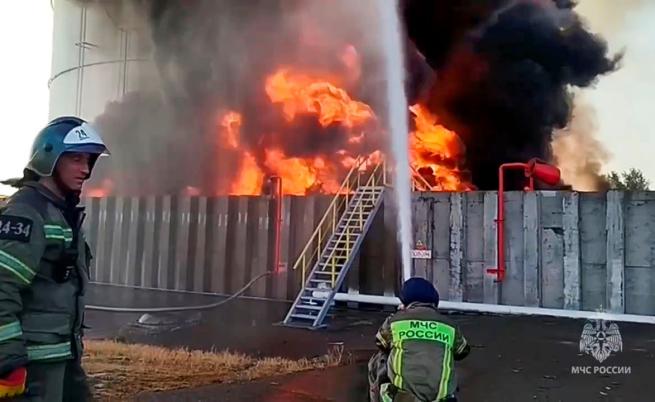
[408,191,655,316]
[81,191,655,316]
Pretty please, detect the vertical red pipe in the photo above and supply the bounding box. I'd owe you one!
[488,160,560,282]
[496,165,507,282]
[488,163,526,282]
[271,176,283,273]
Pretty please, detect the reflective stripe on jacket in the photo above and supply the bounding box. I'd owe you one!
[0,183,91,374]
[375,302,468,401]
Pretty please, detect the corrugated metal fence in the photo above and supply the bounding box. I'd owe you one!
[82,191,655,316]
[81,194,396,301]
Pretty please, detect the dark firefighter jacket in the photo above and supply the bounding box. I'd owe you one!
[375,302,470,401]
[0,182,91,376]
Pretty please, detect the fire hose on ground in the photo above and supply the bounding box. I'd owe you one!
[85,271,272,313]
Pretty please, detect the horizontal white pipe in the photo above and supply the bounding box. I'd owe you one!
[333,293,655,325]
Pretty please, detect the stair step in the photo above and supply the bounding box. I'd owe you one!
[323,255,352,260]
[322,250,350,256]
[326,243,354,248]
[325,244,356,250]
[328,239,356,245]
[339,218,367,224]
[300,296,326,303]
[303,286,335,296]
[282,186,385,329]
[336,225,363,231]
[291,313,318,320]
[319,263,347,269]
[322,248,352,255]
[314,270,338,275]
[295,304,323,311]
[320,257,349,264]
[340,215,369,220]
[342,211,372,216]
[316,256,350,266]
[309,278,333,285]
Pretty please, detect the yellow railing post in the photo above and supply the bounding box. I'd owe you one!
[331,255,336,286]
[332,204,336,232]
[290,155,395,294]
[291,157,364,273]
[302,254,306,285]
[359,191,363,229]
[346,225,350,255]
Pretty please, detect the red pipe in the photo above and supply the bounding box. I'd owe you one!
[487,163,525,282]
[271,176,283,273]
[486,159,561,282]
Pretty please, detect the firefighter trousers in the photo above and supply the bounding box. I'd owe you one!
[8,358,91,402]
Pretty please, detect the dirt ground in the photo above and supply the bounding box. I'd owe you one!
[86,284,655,401]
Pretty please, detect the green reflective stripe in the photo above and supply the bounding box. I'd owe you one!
[27,342,72,361]
[62,229,73,240]
[44,225,73,244]
[0,250,35,284]
[390,320,455,347]
[438,346,452,400]
[44,225,71,238]
[391,342,403,388]
[0,321,22,342]
[380,384,394,402]
[44,225,63,233]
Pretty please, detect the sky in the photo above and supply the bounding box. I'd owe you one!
[0,0,653,196]
[0,1,53,195]
[576,0,655,186]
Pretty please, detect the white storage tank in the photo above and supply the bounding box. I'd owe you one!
[49,0,154,121]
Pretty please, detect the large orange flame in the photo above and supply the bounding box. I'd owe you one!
[222,66,381,196]
[219,64,472,196]
[409,105,472,191]
[265,69,375,128]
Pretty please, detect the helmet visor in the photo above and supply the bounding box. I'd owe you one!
[64,143,107,155]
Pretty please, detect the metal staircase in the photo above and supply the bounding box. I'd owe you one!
[282,158,387,329]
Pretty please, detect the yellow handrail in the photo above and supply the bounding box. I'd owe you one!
[291,156,366,274]
[291,157,434,286]
[292,155,388,287]
[324,161,385,286]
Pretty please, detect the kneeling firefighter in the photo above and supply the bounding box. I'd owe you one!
[0,117,109,400]
[368,278,471,402]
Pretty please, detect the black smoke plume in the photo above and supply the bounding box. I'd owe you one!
[89,0,388,195]
[402,0,620,189]
[88,0,619,193]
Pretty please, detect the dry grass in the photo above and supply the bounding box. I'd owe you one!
[83,340,343,401]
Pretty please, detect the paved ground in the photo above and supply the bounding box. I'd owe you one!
[86,284,655,401]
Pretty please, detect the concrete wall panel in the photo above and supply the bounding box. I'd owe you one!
[82,191,655,318]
